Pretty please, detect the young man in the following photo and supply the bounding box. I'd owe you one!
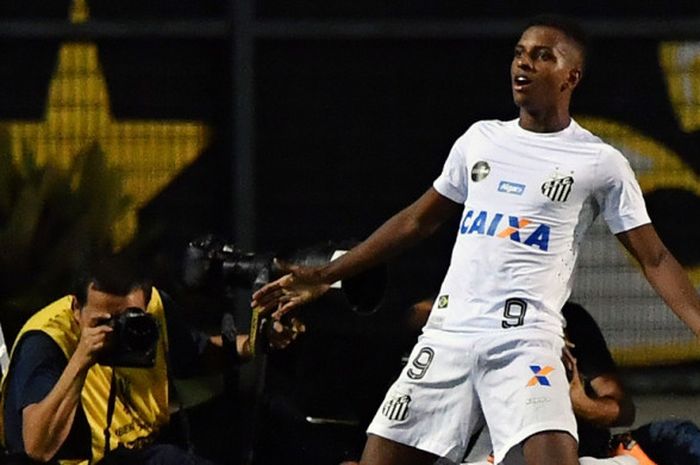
[252,15,700,465]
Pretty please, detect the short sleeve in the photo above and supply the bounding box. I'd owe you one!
[3,332,67,452]
[594,148,651,234]
[433,130,471,204]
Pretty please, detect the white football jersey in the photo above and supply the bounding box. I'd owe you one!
[430,118,650,335]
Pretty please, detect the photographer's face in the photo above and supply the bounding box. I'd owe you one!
[72,284,147,329]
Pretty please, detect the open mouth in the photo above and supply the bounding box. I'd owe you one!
[513,75,532,90]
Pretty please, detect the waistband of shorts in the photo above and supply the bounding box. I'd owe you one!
[421,325,564,343]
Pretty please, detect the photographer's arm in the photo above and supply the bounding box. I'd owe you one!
[208,320,303,361]
[163,293,301,375]
[22,323,111,461]
[162,292,236,376]
[565,348,635,427]
[562,303,635,428]
[252,187,462,317]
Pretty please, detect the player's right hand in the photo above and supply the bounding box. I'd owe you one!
[74,314,113,368]
[251,261,331,319]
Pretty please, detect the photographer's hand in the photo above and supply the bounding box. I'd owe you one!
[251,261,331,319]
[73,313,113,369]
[563,339,634,428]
[267,317,306,350]
[562,342,586,404]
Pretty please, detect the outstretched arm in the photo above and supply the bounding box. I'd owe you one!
[616,223,700,336]
[251,187,462,317]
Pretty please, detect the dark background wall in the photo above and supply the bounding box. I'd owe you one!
[1,0,698,311]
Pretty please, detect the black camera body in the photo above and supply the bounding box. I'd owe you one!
[182,235,387,315]
[97,307,160,368]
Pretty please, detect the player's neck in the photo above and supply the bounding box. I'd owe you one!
[518,108,571,133]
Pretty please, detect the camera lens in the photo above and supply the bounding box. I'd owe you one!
[120,308,159,352]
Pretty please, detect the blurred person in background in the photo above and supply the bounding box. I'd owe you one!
[561,302,636,458]
[563,301,700,465]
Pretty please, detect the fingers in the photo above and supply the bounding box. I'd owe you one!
[87,327,112,351]
[87,312,113,328]
[562,344,574,360]
[84,325,113,343]
[272,298,304,320]
[251,273,307,317]
[290,317,306,334]
[251,268,328,318]
[562,344,577,372]
[251,281,281,308]
[267,317,307,350]
[251,274,294,311]
[75,323,113,367]
[268,321,292,350]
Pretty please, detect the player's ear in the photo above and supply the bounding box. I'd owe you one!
[571,68,582,87]
[563,68,582,91]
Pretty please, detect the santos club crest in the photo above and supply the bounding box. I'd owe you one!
[541,175,574,202]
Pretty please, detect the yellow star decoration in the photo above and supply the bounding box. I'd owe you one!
[1,0,210,248]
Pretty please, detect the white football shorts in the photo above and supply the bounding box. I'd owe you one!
[367,327,577,464]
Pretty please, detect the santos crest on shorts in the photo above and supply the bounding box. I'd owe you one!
[430,118,650,335]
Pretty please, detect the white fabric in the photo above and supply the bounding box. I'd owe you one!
[579,457,639,465]
[429,118,650,336]
[451,457,638,465]
[499,448,640,465]
[497,452,639,465]
[367,328,577,464]
[369,118,652,464]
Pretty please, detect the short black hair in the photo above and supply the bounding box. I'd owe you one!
[525,14,588,71]
[72,253,152,307]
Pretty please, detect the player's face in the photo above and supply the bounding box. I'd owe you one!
[511,26,581,112]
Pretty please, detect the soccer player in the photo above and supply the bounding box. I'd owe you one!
[252,15,700,465]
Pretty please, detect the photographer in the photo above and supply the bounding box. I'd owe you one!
[0,254,300,464]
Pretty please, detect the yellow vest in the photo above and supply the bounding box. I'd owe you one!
[1,288,170,465]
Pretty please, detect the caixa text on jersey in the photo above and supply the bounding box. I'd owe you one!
[459,209,550,251]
